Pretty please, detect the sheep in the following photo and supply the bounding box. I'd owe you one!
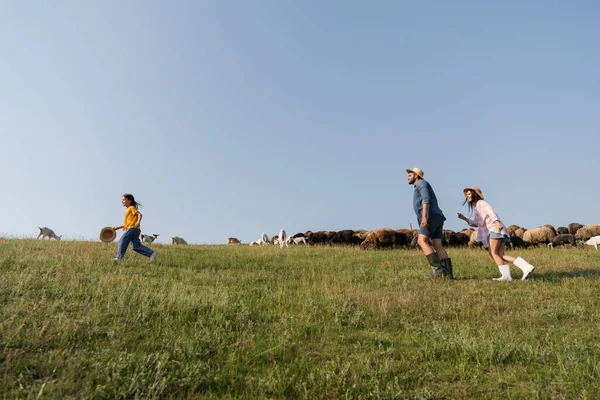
[353,229,370,241]
[37,227,61,240]
[394,229,414,248]
[514,228,527,239]
[141,233,159,244]
[575,225,600,241]
[583,235,600,250]
[509,235,529,249]
[360,228,409,249]
[547,234,577,248]
[507,225,520,236]
[171,236,188,245]
[226,237,241,245]
[455,232,471,247]
[329,230,361,245]
[468,230,483,248]
[568,222,584,235]
[248,240,260,246]
[556,227,569,235]
[522,226,555,246]
[544,224,557,236]
[305,231,329,245]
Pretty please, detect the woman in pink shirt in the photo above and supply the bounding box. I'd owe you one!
[457,187,535,281]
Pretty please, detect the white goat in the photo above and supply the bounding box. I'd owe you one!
[37,226,61,240]
[260,233,271,245]
[171,236,188,245]
[279,229,288,248]
[583,235,600,250]
[142,233,159,244]
[286,236,307,245]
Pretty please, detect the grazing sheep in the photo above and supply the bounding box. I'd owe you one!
[330,230,362,245]
[557,227,569,235]
[141,233,159,244]
[544,224,557,236]
[360,228,408,249]
[171,236,188,245]
[522,227,555,246]
[583,235,600,250]
[455,232,471,247]
[468,230,483,248]
[37,227,61,240]
[395,229,415,248]
[305,231,329,245]
[249,240,260,246]
[354,229,370,241]
[507,225,520,236]
[568,222,584,236]
[226,237,241,245]
[509,235,528,249]
[547,234,577,248]
[514,228,527,239]
[575,225,600,241]
[442,230,462,247]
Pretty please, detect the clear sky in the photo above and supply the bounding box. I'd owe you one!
[1,1,598,244]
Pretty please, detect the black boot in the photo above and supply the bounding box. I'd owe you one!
[426,253,446,278]
[440,258,454,279]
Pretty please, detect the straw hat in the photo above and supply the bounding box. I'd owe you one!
[463,186,484,200]
[405,167,424,178]
[99,227,116,243]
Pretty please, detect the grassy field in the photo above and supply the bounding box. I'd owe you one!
[1,238,600,399]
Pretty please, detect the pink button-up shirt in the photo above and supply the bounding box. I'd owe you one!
[467,200,510,248]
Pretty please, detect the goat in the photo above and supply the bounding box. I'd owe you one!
[142,233,159,244]
[226,237,241,245]
[37,226,61,240]
[171,236,188,245]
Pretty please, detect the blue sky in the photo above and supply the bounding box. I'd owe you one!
[1,1,598,244]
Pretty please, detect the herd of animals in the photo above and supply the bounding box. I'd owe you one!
[34,223,600,250]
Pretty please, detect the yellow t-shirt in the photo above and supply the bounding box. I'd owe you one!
[123,206,140,230]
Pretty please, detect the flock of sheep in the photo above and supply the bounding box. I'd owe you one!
[225,222,600,250]
[34,223,600,250]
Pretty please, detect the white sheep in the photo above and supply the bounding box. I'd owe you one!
[37,226,61,240]
[171,236,188,245]
[583,235,600,250]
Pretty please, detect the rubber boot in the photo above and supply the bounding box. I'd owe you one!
[440,258,454,279]
[493,264,513,281]
[426,253,446,278]
[513,257,535,280]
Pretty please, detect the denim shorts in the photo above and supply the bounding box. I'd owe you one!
[418,212,445,240]
[488,232,511,243]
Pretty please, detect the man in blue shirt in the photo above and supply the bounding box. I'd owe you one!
[407,167,453,279]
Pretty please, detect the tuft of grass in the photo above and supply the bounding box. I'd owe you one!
[1,239,600,398]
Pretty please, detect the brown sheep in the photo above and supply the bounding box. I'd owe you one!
[329,230,361,245]
[360,228,406,249]
[226,237,241,244]
[544,224,557,236]
[468,230,483,248]
[507,225,520,236]
[575,224,600,241]
[514,228,527,239]
[556,227,569,235]
[522,227,555,246]
[568,222,584,235]
[354,229,370,241]
[394,229,414,248]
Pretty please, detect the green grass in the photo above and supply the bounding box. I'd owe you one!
[1,238,600,399]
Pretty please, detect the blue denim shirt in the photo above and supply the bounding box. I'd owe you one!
[413,179,445,222]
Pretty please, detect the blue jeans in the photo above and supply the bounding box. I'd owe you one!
[116,228,154,259]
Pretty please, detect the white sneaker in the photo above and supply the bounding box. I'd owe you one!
[149,252,157,263]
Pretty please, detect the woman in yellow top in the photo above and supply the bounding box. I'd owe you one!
[112,194,157,263]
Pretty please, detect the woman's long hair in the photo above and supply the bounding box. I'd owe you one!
[462,190,481,217]
[123,193,142,209]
